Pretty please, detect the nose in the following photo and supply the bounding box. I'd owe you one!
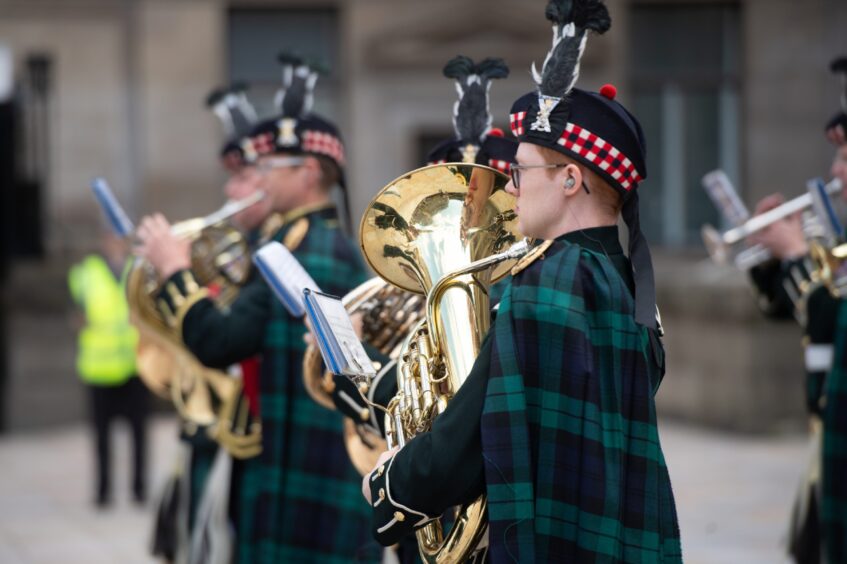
[505,178,518,196]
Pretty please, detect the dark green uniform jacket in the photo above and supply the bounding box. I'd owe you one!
[368,226,682,563]
[160,204,380,563]
[814,289,847,563]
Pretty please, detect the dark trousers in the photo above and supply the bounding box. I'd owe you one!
[89,376,149,503]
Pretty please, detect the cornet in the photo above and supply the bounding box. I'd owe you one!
[701,171,842,269]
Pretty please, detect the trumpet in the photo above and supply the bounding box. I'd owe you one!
[701,173,842,269]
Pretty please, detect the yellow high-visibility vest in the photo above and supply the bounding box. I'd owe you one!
[68,255,138,385]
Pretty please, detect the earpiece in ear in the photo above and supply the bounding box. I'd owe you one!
[565,177,576,188]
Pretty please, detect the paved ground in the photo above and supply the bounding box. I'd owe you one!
[0,417,810,563]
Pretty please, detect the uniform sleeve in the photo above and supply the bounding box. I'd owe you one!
[804,285,840,414]
[156,269,270,369]
[749,257,809,320]
[367,334,492,546]
[330,343,398,436]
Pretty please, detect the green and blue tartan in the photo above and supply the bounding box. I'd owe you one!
[250,206,380,563]
[480,232,682,563]
[176,205,380,563]
[822,299,847,563]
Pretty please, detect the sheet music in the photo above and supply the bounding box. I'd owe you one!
[702,170,749,228]
[253,241,320,317]
[304,290,376,378]
[91,177,135,237]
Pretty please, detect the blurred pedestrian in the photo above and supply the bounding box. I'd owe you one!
[68,231,149,508]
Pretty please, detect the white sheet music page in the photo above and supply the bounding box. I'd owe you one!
[307,290,376,379]
[253,241,321,317]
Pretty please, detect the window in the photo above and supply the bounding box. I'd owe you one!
[227,8,340,120]
[629,3,741,248]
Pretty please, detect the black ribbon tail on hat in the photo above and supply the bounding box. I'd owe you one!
[339,184,353,236]
[622,192,657,331]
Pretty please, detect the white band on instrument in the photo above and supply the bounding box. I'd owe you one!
[805,344,834,372]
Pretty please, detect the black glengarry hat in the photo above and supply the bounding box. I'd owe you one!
[825,57,847,145]
[206,82,258,172]
[510,0,657,330]
[426,56,517,173]
[242,53,346,185]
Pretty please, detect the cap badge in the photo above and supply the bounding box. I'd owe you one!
[277,117,299,147]
[530,95,562,133]
[240,137,258,163]
[461,143,480,163]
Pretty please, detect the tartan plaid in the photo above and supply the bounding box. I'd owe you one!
[821,299,847,562]
[509,111,527,137]
[480,236,681,563]
[557,123,642,191]
[488,159,511,173]
[301,130,346,166]
[249,206,381,563]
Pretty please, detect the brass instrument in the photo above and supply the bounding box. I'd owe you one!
[302,277,424,475]
[128,193,264,458]
[359,163,526,563]
[701,177,842,269]
[809,239,847,298]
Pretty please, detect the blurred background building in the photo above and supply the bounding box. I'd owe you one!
[1,0,846,433]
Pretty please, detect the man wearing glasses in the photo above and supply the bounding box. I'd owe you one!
[361,1,681,561]
[137,55,379,564]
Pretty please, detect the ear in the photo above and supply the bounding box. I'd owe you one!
[303,156,322,184]
[561,163,583,196]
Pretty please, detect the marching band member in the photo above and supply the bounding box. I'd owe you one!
[747,56,847,564]
[328,54,517,440]
[137,55,380,563]
[361,1,682,561]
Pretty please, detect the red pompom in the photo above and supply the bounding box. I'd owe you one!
[488,127,505,138]
[599,84,617,100]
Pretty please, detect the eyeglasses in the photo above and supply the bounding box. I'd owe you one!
[256,157,305,175]
[509,163,590,194]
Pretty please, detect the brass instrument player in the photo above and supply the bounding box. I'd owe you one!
[149,82,268,564]
[749,56,847,564]
[326,54,517,451]
[137,54,380,564]
[359,1,681,561]
[317,54,518,564]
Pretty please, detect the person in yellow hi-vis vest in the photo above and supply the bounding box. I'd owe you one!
[68,233,149,508]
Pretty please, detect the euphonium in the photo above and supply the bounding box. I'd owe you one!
[127,193,263,458]
[302,276,424,475]
[359,163,526,563]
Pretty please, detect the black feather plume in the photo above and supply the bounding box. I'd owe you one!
[443,56,475,80]
[534,0,611,99]
[275,51,320,118]
[832,57,847,113]
[443,56,509,143]
[206,83,256,138]
[830,57,847,75]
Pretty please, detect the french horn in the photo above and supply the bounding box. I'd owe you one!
[128,193,263,458]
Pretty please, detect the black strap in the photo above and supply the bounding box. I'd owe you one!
[622,192,657,330]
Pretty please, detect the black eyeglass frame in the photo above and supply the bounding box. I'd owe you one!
[509,163,591,194]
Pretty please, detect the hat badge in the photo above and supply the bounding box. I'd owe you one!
[277,117,299,147]
[530,95,562,133]
[461,143,480,163]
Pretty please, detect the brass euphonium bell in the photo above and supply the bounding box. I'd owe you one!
[127,193,263,458]
[359,163,526,563]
